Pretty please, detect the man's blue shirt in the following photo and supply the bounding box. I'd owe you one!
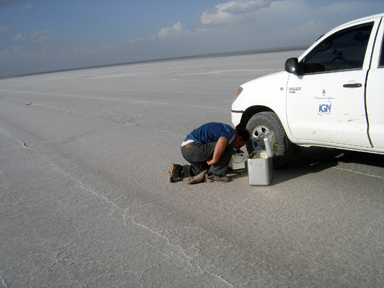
[184,122,235,145]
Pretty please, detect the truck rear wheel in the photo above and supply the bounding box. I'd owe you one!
[246,111,292,168]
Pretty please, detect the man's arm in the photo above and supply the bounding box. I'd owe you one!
[207,136,228,165]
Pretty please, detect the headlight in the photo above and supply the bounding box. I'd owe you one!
[235,87,243,98]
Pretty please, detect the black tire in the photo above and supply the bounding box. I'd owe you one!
[246,111,292,168]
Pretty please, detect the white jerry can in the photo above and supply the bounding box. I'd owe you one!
[247,132,274,185]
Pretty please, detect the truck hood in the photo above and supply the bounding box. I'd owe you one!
[241,70,287,89]
[236,70,288,108]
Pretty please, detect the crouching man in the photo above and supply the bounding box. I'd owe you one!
[168,122,249,184]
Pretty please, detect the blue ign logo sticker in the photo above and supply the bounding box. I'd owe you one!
[318,102,332,115]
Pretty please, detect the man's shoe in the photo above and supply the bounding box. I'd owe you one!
[183,170,207,184]
[168,164,182,183]
[204,173,229,183]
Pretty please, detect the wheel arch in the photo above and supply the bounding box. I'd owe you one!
[240,105,294,142]
[240,105,274,126]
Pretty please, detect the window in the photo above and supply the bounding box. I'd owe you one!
[302,23,373,73]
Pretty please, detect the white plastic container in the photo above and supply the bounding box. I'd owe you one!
[229,151,246,170]
[247,151,273,185]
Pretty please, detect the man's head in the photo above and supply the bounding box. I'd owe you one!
[233,124,250,149]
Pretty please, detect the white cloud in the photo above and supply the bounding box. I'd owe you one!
[11,46,23,54]
[0,49,9,57]
[31,30,50,39]
[158,22,183,39]
[223,0,270,14]
[0,26,12,34]
[11,33,27,41]
[21,5,32,10]
[32,36,55,44]
[11,30,52,43]
[201,0,271,25]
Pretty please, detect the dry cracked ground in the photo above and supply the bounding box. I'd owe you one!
[1,50,383,287]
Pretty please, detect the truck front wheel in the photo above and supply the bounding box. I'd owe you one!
[246,111,292,168]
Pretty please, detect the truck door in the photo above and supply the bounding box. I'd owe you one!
[286,21,377,148]
[366,20,384,149]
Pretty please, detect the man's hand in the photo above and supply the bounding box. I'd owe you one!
[207,136,227,166]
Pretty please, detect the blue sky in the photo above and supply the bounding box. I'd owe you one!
[1,0,383,77]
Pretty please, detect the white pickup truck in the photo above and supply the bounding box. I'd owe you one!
[231,13,384,167]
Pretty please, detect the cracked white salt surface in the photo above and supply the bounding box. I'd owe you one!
[1,50,384,287]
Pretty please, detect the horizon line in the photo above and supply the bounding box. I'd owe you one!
[0,45,308,80]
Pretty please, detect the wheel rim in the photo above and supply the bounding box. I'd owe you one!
[250,125,270,151]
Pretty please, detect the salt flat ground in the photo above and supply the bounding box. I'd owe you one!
[1,50,384,287]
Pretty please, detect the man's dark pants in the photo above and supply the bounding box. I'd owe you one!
[180,142,233,177]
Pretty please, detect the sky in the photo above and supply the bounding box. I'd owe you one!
[1,0,384,78]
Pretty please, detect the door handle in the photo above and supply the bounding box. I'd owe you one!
[343,83,362,88]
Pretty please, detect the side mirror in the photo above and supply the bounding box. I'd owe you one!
[285,58,299,75]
